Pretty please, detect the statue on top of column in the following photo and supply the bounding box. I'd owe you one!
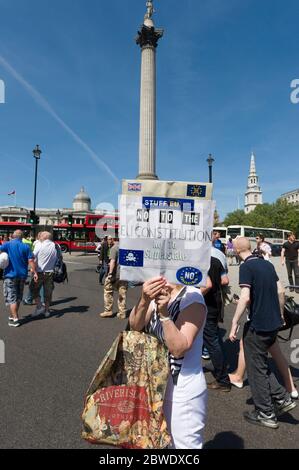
[144,1,154,21]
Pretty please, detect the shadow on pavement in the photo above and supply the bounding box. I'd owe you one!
[278,413,299,425]
[204,431,244,449]
[246,397,254,405]
[51,297,77,306]
[21,305,90,324]
[52,305,90,317]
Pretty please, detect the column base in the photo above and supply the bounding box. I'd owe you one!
[136,173,159,180]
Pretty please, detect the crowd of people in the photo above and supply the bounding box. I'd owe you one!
[1,228,298,449]
[0,230,61,327]
[95,229,298,448]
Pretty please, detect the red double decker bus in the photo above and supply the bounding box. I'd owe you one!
[52,214,119,253]
[0,222,32,242]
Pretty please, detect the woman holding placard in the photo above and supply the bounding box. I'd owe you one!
[130,276,207,449]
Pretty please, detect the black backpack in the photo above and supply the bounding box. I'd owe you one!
[278,296,299,341]
[53,245,68,284]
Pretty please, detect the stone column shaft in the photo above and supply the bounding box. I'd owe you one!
[138,45,157,179]
[136,20,163,180]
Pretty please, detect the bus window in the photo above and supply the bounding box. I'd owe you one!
[53,228,68,241]
[227,227,241,238]
[269,230,282,240]
[245,228,255,238]
[218,229,227,239]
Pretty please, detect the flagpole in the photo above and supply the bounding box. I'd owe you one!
[14,191,17,207]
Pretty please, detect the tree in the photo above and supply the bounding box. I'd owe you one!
[223,209,247,226]
[223,200,298,236]
[271,200,299,235]
[246,203,274,228]
[214,209,220,226]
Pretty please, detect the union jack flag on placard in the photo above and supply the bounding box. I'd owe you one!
[128,183,142,192]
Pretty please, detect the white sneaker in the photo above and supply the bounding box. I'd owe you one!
[31,306,45,317]
[44,310,51,318]
[8,318,21,327]
[230,380,244,389]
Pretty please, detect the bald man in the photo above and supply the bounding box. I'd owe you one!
[0,230,37,327]
[229,237,296,428]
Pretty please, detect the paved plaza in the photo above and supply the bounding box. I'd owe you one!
[0,254,298,449]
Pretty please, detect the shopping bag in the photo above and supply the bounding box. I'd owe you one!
[81,330,171,449]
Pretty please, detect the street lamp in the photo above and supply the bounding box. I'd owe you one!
[207,153,215,184]
[33,144,42,213]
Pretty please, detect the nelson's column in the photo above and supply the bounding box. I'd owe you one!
[136,1,163,180]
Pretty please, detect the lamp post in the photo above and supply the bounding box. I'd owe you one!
[207,153,215,184]
[33,145,42,212]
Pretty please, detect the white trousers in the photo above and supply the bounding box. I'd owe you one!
[163,390,208,449]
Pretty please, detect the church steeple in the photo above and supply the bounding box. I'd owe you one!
[249,152,256,176]
[244,152,263,213]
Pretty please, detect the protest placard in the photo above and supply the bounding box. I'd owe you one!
[119,180,215,286]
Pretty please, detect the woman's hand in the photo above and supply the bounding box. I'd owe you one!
[141,277,167,302]
[155,287,171,317]
[229,323,240,342]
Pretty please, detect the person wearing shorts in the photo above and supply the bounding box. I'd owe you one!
[0,230,37,327]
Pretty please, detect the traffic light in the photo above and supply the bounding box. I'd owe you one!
[29,211,35,224]
[29,211,39,225]
[68,214,73,226]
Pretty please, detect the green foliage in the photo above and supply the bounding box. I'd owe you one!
[214,209,220,226]
[223,200,299,236]
[223,209,247,226]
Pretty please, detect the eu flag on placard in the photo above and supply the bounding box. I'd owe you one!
[186,185,206,198]
[119,249,144,267]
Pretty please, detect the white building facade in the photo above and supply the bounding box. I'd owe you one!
[0,188,94,226]
[280,189,299,206]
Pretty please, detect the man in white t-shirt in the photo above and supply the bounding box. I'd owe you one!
[31,232,57,318]
[23,231,44,305]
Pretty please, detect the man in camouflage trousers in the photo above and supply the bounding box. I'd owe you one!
[99,240,128,319]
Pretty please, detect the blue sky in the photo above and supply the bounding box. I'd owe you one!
[0,0,298,219]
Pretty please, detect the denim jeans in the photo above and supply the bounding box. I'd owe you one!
[286,259,299,290]
[99,262,109,284]
[243,323,287,414]
[25,278,45,304]
[203,317,230,386]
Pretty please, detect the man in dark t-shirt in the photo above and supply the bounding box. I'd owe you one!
[202,256,231,391]
[281,232,299,293]
[229,237,296,429]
